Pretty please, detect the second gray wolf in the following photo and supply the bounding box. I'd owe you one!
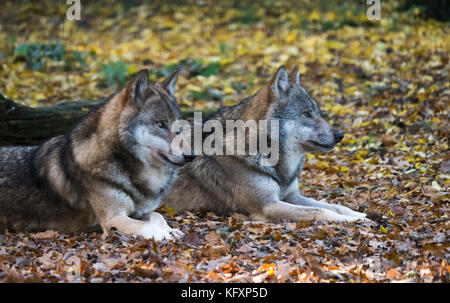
[163,65,369,223]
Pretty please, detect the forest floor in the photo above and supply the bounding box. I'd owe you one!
[0,1,448,282]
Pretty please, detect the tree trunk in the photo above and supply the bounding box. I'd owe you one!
[0,94,212,146]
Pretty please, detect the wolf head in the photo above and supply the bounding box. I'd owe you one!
[253,65,344,153]
[117,69,190,167]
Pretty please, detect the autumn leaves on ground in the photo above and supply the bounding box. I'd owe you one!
[0,0,448,282]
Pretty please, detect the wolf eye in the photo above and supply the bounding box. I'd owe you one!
[156,121,166,129]
[303,111,312,118]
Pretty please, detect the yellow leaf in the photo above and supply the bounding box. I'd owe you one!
[219,58,234,66]
[185,84,202,92]
[317,161,329,168]
[223,86,235,95]
[286,33,296,43]
[326,40,346,50]
[308,11,320,22]
[340,166,349,173]
[257,263,276,276]
[160,206,176,215]
[326,12,336,21]
[127,65,139,75]
[356,150,368,160]
[33,92,46,101]
[431,181,442,192]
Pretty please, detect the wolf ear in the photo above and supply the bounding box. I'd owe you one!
[127,69,149,101]
[161,69,179,97]
[269,65,289,98]
[289,64,300,84]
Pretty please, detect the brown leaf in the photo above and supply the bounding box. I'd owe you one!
[133,264,160,279]
[438,160,450,174]
[235,243,255,253]
[183,232,203,247]
[33,230,59,239]
[380,134,396,146]
[386,268,401,279]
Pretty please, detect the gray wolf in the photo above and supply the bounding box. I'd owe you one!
[163,65,370,223]
[0,69,190,240]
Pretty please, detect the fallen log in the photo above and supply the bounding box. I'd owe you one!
[0,94,213,146]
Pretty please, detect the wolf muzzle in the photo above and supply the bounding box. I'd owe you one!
[184,150,196,163]
[334,130,344,143]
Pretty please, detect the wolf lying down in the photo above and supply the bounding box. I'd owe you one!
[0,69,191,240]
[163,65,369,223]
[0,65,369,241]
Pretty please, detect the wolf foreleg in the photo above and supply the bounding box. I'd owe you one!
[259,200,363,222]
[101,213,183,241]
[288,195,367,219]
[283,179,369,220]
[89,189,182,241]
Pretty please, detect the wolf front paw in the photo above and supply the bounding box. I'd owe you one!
[139,224,176,241]
[321,209,366,222]
[326,211,376,225]
[140,212,184,241]
[331,204,367,219]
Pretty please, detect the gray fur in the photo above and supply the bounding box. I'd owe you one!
[163,66,370,223]
[0,69,189,240]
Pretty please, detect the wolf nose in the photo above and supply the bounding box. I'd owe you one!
[184,151,196,163]
[335,131,344,143]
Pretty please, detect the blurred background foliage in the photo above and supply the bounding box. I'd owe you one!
[0,0,447,109]
[0,1,449,282]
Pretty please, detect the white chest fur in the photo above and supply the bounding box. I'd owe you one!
[143,165,172,193]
